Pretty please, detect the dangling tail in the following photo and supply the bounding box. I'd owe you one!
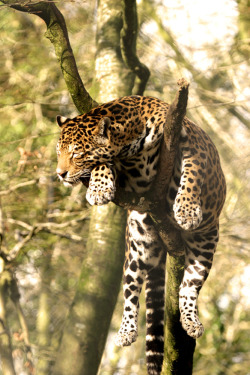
[145,260,166,375]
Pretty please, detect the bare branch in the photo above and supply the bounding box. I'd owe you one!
[6,211,89,260]
[42,228,82,241]
[7,210,89,231]
[7,219,33,231]
[1,0,98,113]
[7,228,36,261]
[0,180,38,197]
[120,0,150,95]
[7,227,83,261]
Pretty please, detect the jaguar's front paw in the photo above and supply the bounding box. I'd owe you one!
[173,196,202,230]
[86,186,115,206]
[115,330,138,347]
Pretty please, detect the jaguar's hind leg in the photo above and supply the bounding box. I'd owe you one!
[115,211,164,348]
[179,224,219,338]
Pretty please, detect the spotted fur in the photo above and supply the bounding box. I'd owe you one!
[56,96,226,375]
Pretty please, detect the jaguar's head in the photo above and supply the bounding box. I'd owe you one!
[56,115,114,187]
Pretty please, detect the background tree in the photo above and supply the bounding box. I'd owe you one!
[53,2,134,373]
[0,1,249,375]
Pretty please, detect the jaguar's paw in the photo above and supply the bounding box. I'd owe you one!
[115,330,138,347]
[180,313,204,339]
[174,197,202,230]
[86,186,115,206]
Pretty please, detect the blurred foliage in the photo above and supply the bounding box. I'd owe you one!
[0,1,249,374]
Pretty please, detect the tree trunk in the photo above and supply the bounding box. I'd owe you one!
[95,0,135,102]
[53,1,137,374]
[162,255,196,375]
[53,205,127,375]
[112,80,196,374]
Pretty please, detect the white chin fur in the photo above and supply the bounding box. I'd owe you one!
[63,181,73,188]
[63,180,81,188]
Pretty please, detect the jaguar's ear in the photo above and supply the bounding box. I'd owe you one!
[56,115,70,127]
[95,117,111,145]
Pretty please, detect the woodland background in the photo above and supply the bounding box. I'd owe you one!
[0,0,249,374]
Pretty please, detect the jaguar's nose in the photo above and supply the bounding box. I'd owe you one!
[57,169,68,179]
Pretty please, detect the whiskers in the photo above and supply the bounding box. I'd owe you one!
[63,169,91,186]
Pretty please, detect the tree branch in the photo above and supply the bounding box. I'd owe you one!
[1,0,98,113]
[113,78,196,373]
[113,79,188,254]
[0,179,38,196]
[120,0,150,95]
[6,212,88,261]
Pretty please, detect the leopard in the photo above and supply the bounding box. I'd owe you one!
[56,95,226,375]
